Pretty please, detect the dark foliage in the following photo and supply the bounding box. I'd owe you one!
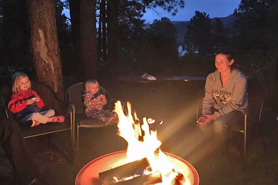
[0,0,31,68]
[183,11,213,55]
[234,0,278,58]
[136,17,178,74]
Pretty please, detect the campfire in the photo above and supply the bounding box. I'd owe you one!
[75,101,199,185]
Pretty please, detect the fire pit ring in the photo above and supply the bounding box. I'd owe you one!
[76,150,199,185]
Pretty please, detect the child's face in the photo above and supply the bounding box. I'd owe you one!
[87,83,99,95]
[19,76,30,91]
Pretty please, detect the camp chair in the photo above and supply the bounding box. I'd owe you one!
[231,81,267,169]
[196,79,267,169]
[0,80,74,159]
[65,82,116,151]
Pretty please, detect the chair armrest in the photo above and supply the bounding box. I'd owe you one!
[68,103,75,113]
[67,103,75,129]
[68,103,75,119]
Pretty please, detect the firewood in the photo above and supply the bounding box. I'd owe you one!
[99,158,150,185]
[111,171,162,185]
[171,171,185,185]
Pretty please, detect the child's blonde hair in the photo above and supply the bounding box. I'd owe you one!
[85,79,99,92]
[12,72,31,93]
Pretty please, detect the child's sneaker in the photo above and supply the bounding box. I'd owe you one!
[52,116,65,123]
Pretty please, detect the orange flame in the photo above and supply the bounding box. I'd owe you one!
[114,101,189,184]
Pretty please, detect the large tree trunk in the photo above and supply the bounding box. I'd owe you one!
[26,0,64,99]
[107,0,120,80]
[80,0,97,79]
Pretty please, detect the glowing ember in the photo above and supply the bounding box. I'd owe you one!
[114,101,190,185]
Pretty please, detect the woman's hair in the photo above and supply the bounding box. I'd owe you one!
[217,49,239,70]
[85,79,99,91]
[12,72,31,93]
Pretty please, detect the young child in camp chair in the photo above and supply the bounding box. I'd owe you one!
[8,72,65,127]
[83,79,118,126]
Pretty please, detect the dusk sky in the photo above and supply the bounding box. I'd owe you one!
[143,0,241,23]
[63,0,242,24]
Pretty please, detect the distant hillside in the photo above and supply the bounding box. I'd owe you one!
[172,14,236,45]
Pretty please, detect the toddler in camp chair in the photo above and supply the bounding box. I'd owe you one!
[83,79,118,126]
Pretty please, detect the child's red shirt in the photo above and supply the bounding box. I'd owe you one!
[8,89,44,113]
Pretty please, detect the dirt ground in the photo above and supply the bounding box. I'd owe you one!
[1,78,278,185]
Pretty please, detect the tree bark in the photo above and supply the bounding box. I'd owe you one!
[80,0,97,79]
[107,0,120,79]
[26,0,64,99]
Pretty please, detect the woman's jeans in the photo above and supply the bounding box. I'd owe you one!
[198,111,244,151]
[198,110,244,136]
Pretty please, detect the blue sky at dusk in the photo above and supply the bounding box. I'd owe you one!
[143,0,241,23]
[63,0,242,23]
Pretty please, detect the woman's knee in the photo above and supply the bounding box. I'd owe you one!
[198,124,213,136]
[213,119,227,134]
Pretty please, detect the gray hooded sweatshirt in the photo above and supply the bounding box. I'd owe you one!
[202,68,248,119]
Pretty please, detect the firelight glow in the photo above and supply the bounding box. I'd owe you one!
[114,101,191,184]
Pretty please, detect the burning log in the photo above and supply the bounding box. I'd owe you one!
[99,157,184,185]
[97,101,189,185]
[171,171,185,185]
[110,171,162,185]
[99,158,151,185]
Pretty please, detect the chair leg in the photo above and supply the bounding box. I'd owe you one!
[196,104,199,121]
[70,111,75,150]
[260,129,267,153]
[77,126,80,151]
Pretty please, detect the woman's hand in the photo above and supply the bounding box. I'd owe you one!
[197,116,208,126]
[203,114,215,125]
[197,115,215,126]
